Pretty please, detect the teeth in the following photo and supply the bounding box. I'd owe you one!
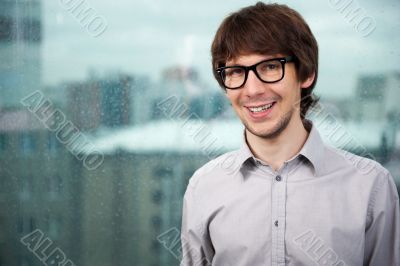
[249,102,274,113]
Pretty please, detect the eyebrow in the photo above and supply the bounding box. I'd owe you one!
[225,55,283,67]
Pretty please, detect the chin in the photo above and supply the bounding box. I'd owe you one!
[244,112,293,140]
[247,125,284,139]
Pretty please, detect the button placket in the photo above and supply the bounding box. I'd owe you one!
[271,166,288,266]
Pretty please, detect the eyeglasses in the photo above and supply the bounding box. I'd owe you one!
[216,56,294,90]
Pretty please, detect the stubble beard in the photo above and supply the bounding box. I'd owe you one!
[243,106,294,140]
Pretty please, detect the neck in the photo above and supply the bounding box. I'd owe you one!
[246,116,309,171]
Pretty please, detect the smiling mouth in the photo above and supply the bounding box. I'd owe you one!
[247,102,276,113]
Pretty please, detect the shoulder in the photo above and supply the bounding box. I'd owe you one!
[323,145,395,192]
[324,145,386,176]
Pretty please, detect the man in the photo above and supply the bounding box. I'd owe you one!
[180,2,399,266]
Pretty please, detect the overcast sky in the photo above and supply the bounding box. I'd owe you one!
[42,0,400,98]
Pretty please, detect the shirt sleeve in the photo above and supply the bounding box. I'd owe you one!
[180,178,214,266]
[364,171,400,266]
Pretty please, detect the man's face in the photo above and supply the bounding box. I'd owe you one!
[224,53,312,140]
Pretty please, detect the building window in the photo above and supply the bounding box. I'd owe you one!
[153,167,173,180]
[18,216,34,235]
[48,175,63,197]
[20,133,36,156]
[151,215,162,231]
[0,134,7,153]
[22,18,41,43]
[29,217,35,233]
[20,175,33,200]
[150,239,161,253]
[0,16,13,42]
[151,190,164,205]
[46,214,61,239]
[47,133,59,155]
[0,15,41,43]
[18,216,24,234]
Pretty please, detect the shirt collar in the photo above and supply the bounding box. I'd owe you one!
[230,135,254,175]
[234,119,325,176]
[298,119,325,176]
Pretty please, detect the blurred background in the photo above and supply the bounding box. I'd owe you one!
[0,0,399,265]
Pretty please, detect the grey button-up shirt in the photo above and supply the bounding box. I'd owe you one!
[180,120,400,266]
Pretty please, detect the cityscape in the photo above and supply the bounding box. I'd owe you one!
[0,0,399,266]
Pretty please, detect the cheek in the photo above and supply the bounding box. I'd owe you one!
[226,92,241,105]
[275,89,299,112]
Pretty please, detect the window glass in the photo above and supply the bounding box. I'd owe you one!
[0,0,399,265]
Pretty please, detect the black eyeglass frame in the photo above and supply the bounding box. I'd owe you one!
[216,56,294,90]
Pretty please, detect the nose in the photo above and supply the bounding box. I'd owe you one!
[243,69,265,97]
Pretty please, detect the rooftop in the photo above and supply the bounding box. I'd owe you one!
[87,118,394,155]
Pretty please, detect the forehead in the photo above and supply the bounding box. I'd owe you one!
[226,53,284,66]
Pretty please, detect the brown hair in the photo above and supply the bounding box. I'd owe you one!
[211,2,319,119]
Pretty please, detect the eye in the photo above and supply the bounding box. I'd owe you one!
[224,67,244,77]
[259,61,281,72]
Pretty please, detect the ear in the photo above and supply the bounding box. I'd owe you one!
[300,72,315,89]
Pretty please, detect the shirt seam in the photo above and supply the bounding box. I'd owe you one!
[366,171,387,226]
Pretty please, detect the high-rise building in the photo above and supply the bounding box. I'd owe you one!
[79,119,243,266]
[62,73,133,130]
[0,109,82,266]
[354,72,400,122]
[0,0,42,109]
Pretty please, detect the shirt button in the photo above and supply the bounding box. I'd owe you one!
[275,175,282,182]
[274,220,279,227]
